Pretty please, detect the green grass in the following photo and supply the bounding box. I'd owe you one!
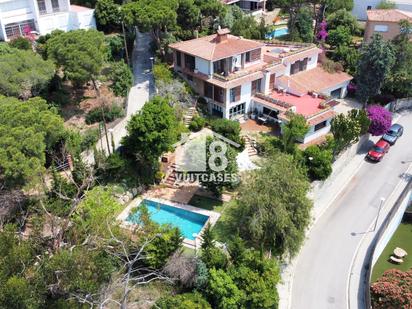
[188,194,224,211]
[371,222,412,282]
[212,200,238,244]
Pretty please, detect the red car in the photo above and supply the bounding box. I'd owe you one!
[367,139,390,162]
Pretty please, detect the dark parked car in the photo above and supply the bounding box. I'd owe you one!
[382,124,404,145]
[367,139,390,162]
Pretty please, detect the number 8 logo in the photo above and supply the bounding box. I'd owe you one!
[208,140,228,172]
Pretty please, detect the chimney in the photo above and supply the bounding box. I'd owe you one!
[216,28,230,43]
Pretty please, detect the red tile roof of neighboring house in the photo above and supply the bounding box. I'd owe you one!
[307,110,336,126]
[289,67,352,94]
[169,30,265,61]
[282,48,322,64]
[367,9,412,22]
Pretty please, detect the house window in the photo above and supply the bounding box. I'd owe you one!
[212,103,223,117]
[214,86,225,103]
[291,58,308,75]
[262,107,278,118]
[374,25,388,32]
[245,49,261,63]
[314,121,328,131]
[176,51,182,67]
[4,20,36,39]
[37,0,46,14]
[51,0,60,12]
[204,82,213,99]
[230,86,241,102]
[184,54,196,72]
[245,51,251,63]
[269,74,276,89]
[367,5,372,10]
[229,103,245,118]
[251,79,262,95]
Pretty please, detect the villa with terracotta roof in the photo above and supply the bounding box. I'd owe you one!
[169,29,353,143]
[364,9,412,43]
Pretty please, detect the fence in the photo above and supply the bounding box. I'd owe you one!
[364,178,412,309]
[389,97,412,112]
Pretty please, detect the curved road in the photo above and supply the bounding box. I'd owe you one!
[291,112,412,309]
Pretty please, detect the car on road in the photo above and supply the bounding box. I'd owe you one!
[382,124,404,145]
[367,139,390,162]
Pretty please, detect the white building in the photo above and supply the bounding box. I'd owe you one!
[0,0,96,41]
[169,29,352,143]
[222,0,267,15]
[352,0,412,20]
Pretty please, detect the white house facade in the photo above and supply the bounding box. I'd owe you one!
[0,0,96,41]
[169,29,352,143]
[352,0,412,20]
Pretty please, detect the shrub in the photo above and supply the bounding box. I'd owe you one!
[153,63,173,83]
[210,118,244,149]
[80,128,99,151]
[9,37,31,50]
[156,292,211,309]
[304,145,333,181]
[322,58,344,73]
[371,269,412,309]
[189,116,206,132]
[367,105,392,136]
[105,34,124,61]
[109,61,133,97]
[85,104,124,124]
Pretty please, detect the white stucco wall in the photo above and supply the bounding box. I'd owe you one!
[322,80,350,98]
[224,81,253,118]
[195,57,210,75]
[302,121,332,143]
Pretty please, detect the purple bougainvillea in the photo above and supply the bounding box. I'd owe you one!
[317,20,328,41]
[367,105,392,136]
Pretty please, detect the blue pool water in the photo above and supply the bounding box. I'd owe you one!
[266,27,289,39]
[126,199,209,240]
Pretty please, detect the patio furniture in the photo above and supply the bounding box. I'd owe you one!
[390,256,404,264]
[258,116,268,124]
[394,247,408,258]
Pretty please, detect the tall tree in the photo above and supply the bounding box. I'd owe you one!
[122,96,179,164]
[233,152,312,257]
[0,49,54,100]
[383,20,412,98]
[289,7,314,42]
[46,29,106,90]
[122,0,178,52]
[0,96,65,188]
[356,34,395,106]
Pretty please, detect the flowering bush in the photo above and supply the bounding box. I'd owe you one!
[371,269,412,309]
[317,20,328,41]
[367,105,392,136]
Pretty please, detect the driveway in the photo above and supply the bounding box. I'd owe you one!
[291,111,412,309]
[89,31,154,158]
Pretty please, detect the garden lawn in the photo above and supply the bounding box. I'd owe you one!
[188,195,224,211]
[371,222,412,282]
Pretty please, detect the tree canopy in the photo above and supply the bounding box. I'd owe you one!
[0,48,54,99]
[233,152,312,257]
[46,29,106,87]
[122,96,179,164]
[0,96,65,188]
[356,34,395,105]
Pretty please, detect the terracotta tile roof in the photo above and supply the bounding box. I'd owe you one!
[367,9,412,22]
[169,31,265,61]
[282,48,322,64]
[307,110,336,126]
[277,75,308,96]
[289,67,352,94]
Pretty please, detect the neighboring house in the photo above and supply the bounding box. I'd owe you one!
[364,9,412,43]
[0,0,96,41]
[169,29,352,143]
[353,0,412,20]
[221,0,267,15]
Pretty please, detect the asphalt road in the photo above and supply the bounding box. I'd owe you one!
[291,112,412,309]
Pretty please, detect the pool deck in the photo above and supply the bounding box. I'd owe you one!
[117,197,221,249]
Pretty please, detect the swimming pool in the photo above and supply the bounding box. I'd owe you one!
[126,199,209,240]
[266,27,289,39]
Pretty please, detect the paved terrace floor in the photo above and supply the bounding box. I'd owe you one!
[269,91,324,117]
